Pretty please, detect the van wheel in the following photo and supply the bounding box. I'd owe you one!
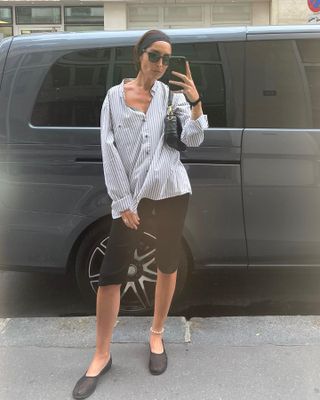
[74,220,190,316]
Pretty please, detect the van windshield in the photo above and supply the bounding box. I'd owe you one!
[0,37,12,90]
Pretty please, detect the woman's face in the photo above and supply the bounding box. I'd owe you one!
[139,40,172,80]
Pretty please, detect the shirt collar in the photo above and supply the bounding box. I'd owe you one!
[120,78,158,98]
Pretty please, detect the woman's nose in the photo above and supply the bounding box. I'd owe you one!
[156,57,165,67]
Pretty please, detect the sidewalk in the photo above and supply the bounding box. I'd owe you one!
[1,315,320,400]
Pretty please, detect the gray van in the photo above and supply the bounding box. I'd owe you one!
[1,25,320,315]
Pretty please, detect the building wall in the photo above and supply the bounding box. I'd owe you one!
[0,0,318,39]
[252,2,270,25]
[104,0,317,29]
[104,3,126,30]
[271,0,313,25]
[123,1,270,29]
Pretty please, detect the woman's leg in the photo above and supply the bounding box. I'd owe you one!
[150,269,177,353]
[85,201,149,375]
[150,193,190,353]
[85,283,121,376]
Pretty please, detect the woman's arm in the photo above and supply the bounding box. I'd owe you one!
[173,92,208,147]
[100,92,133,215]
[191,100,204,121]
[168,61,209,147]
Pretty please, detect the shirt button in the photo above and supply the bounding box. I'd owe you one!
[145,134,148,138]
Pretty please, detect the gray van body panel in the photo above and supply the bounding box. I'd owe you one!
[2,25,320,273]
[9,27,247,52]
[243,27,320,268]
[246,24,320,35]
[247,25,320,40]
[0,37,12,86]
[242,129,320,268]
[0,37,12,142]
[0,27,248,273]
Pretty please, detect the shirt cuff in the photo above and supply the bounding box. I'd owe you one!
[112,194,133,215]
[190,114,209,130]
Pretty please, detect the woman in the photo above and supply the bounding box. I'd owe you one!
[72,29,208,399]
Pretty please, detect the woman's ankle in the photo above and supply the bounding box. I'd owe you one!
[93,351,110,361]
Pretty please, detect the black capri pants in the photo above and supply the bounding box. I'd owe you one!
[98,193,190,287]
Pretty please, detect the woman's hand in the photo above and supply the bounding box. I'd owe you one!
[120,209,140,230]
[168,61,200,102]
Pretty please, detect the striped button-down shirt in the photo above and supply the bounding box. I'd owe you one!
[100,78,209,219]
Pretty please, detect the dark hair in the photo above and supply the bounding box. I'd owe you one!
[133,29,172,72]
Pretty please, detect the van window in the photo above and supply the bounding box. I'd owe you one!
[164,42,225,128]
[31,46,139,127]
[245,39,320,129]
[31,41,244,128]
[160,41,244,128]
[112,46,136,87]
[113,41,244,128]
[296,39,320,128]
[31,48,110,127]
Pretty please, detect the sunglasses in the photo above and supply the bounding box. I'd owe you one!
[142,50,171,66]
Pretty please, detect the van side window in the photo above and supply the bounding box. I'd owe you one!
[296,39,320,128]
[112,46,136,88]
[31,42,245,129]
[31,48,110,127]
[245,39,320,129]
[160,41,244,128]
[113,42,244,128]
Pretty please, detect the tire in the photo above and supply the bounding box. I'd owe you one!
[74,218,190,316]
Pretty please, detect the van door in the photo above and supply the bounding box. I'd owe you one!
[0,41,114,270]
[168,38,247,270]
[243,33,320,267]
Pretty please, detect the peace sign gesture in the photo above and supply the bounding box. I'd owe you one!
[168,61,200,103]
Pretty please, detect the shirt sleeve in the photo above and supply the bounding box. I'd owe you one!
[100,92,134,215]
[173,92,209,147]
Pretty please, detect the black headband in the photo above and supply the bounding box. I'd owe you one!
[138,32,171,55]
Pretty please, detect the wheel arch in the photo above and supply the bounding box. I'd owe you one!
[65,214,112,281]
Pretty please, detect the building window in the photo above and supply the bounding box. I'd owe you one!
[65,26,104,32]
[128,6,159,24]
[0,7,12,24]
[164,6,203,24]
[0,7,13,38]
[16,7,61,25]
[64,6,104,32]
[211,3,252,25]
[128,4,204,29]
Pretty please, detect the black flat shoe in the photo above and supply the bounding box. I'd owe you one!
[72,355,112,399]
[149,339,167,375]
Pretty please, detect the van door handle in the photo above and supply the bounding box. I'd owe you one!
[75,157,102,163]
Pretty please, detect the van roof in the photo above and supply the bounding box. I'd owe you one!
[9,24,320,50]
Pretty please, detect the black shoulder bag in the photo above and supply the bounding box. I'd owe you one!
[164,89,187,152]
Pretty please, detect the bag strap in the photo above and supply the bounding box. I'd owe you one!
[167,87,174,116]
[167,88,173,106]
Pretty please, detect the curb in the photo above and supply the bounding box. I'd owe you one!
[1,316,320,347]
